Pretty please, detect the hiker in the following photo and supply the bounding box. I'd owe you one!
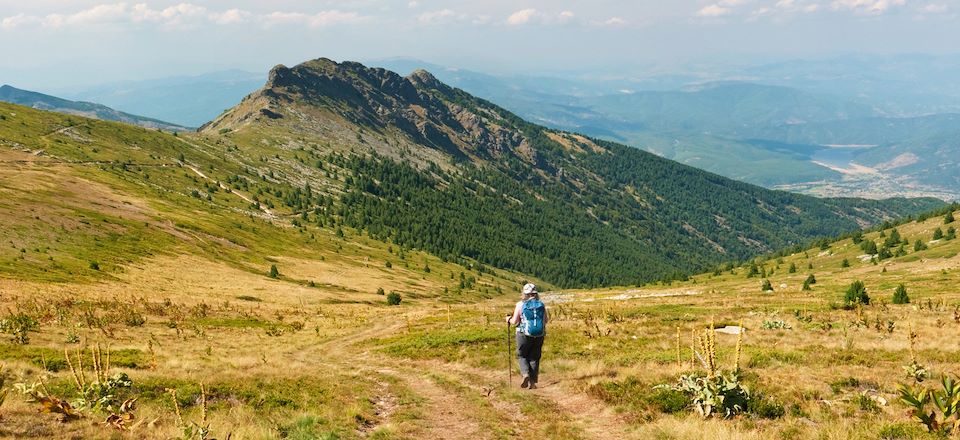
[506,283,547,389]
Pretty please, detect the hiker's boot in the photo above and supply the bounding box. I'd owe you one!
[520,376,530,389]
[529,382,537,389]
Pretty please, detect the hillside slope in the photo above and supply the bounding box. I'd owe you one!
[0,84,187,131]
[200,58,943,287]
[0,100,522,301]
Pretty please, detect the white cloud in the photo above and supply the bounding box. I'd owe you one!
[1,13,39,30]
[831,0,907,14]
[418,9,457,24]
[920,3,949,13]
[407,1,420,9]
[43,3,129,28]
[771,0,821,13]
[506,8,538,25]
[0,3,367,30]
[698,4,733,17]
[210,9,251,25]
[600,16,627,26]
[306,10,365,27]
[504,9,579,26]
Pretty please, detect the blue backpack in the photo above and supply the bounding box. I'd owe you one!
[520,299,546,337]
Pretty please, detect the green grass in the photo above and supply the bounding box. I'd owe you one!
[0,344,148,371]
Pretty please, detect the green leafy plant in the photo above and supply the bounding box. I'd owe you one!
[14,379,82,421]
[903,324,929,383]
[665,322,752,419]
[671,372,750,419]
[898,375,960,435]
[761,320,791,330]
[0,312,40,344]
[65,345,134,413]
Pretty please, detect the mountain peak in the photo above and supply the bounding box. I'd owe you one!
[406,69,442,89]
[202,57,554,169]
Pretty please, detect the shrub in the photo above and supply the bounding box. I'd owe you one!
[845,280,870,306]
[760,279,773,292]
[805,274,817,285]
[857,393,882,413]
[841,259,850,268]
[892,284,910,304]
[89,261,100,271]
[914,240,928,251]
[386,292,402,306]
[878,423,928,440]
[748,395,785,419]
[376,288,385,296]
[0,313,39,344]
[934,228,944,240]
[946,211,955,224]
[268,264,279,279]
[647,388,689,414]
[852,231,864,244]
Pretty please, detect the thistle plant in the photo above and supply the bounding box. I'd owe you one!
[676,326,682,369]
[668,320,751,419]
[65,344,134,413]
[903,323,930,383]
[734,321,744,373]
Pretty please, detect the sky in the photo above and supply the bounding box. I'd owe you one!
[0,0,958,89]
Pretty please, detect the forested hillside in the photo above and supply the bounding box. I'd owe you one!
[200,58,943,287]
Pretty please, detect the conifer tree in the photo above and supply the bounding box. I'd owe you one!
[892,284,910,304]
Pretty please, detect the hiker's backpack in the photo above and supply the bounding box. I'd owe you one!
[520,299,546,337]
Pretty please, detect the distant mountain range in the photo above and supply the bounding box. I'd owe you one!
[371,57,960,200]
[21,55,960,200]
[56,70,266,128]
[0,84,186,131]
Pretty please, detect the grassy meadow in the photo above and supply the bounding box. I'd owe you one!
[0,101,958,439]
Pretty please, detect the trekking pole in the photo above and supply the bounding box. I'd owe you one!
[507,320,512,386]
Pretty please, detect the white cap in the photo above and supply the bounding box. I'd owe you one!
[522,283,538,295]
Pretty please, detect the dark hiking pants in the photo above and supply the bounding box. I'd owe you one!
[516,332,544,383]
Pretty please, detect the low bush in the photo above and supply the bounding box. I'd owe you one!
[386,292,402,306]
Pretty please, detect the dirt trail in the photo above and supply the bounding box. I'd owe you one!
[300,314,497,438]
[382,367,486,440]
[184,163,275,217]
[425,360,636,440]
[303,310,634,440]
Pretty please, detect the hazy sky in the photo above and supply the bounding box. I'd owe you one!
[1,0,957,89]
